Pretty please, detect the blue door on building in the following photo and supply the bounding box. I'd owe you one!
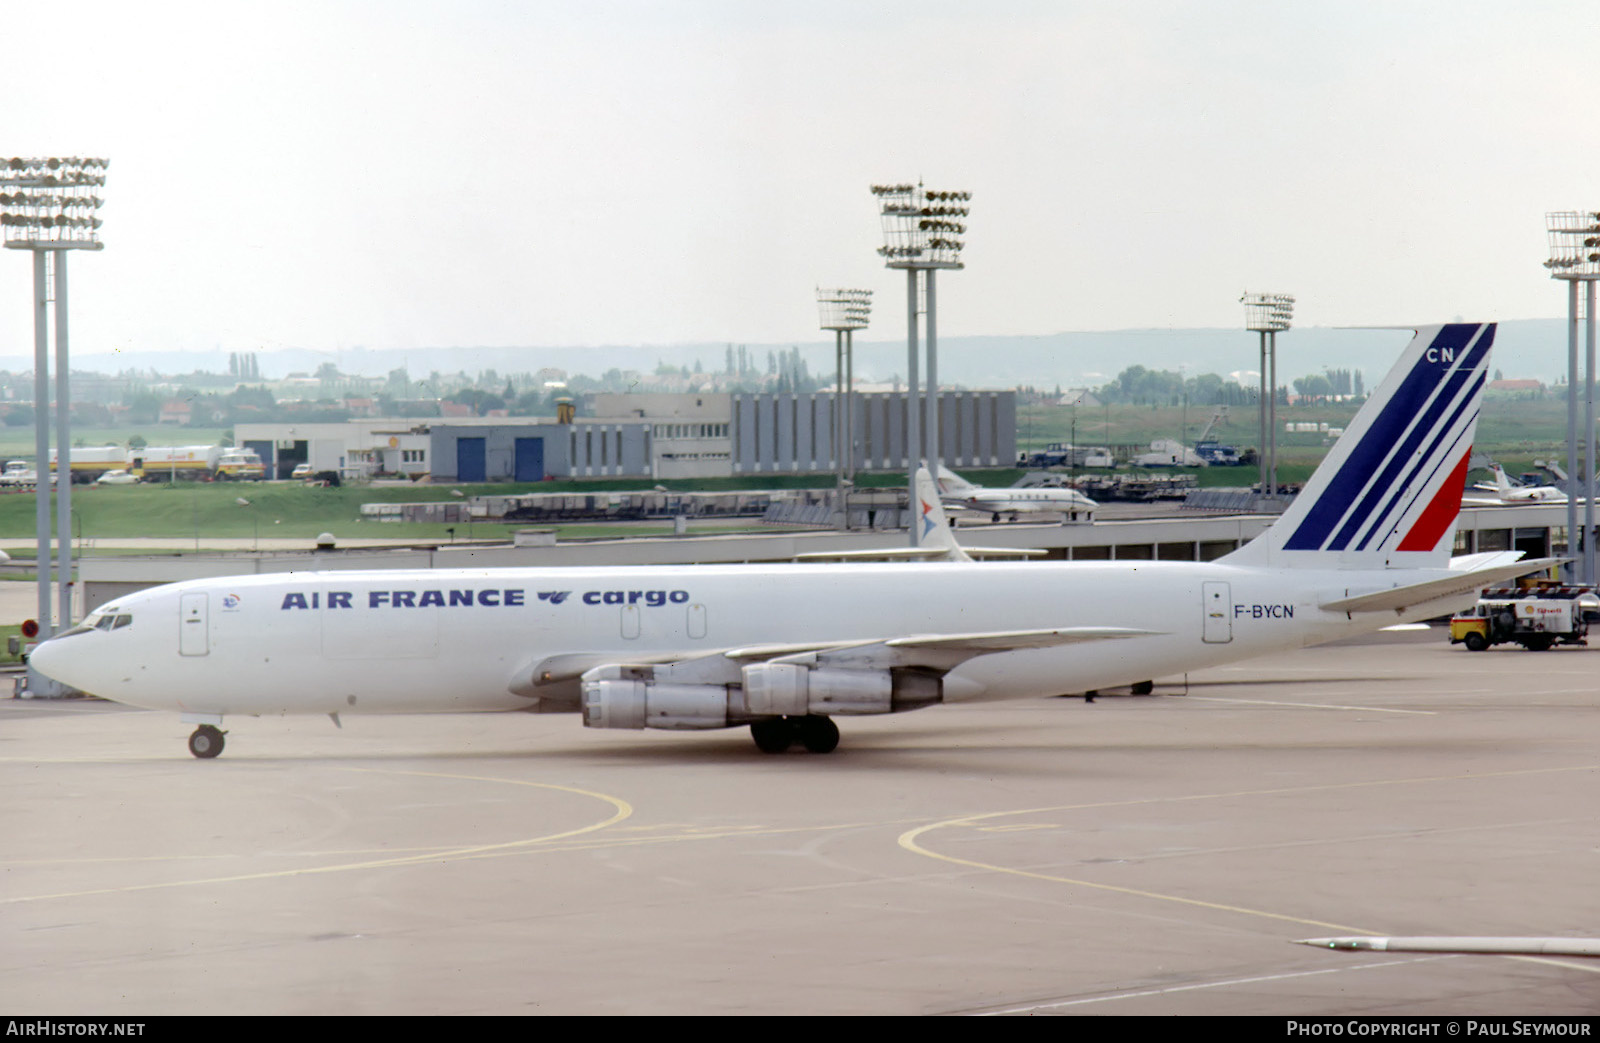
[514,438,545,482]
[457,438,487,482]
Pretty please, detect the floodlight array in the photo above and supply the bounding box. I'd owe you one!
[817,287,873,331]
[871,183,970,269]
[1241,292,1294,332]
[1,157,109,247]
[1544,211,1600,279]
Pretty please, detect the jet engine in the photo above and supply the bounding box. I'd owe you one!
[581,673,736,731]
[742,663,941,716]
[579,662,944,731]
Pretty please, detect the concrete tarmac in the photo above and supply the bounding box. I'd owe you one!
[3,628,1597,1016]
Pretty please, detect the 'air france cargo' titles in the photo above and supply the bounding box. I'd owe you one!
[28,322,1561,760]
[278,588,692,610]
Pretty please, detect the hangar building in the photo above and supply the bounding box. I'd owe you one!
[235,390,1015,483]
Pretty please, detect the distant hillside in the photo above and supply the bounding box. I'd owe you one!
[32,318,1569,391]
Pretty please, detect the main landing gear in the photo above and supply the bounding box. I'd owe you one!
[188,724,226,759]
[749,715,840,754]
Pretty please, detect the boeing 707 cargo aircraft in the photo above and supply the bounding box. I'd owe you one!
[32,323,1550,758]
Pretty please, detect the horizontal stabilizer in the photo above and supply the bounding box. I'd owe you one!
[1447,550,1532,572]
[1319,558,1564,615]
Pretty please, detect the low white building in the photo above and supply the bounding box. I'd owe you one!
[234,420,446,480]
[592,392,732,479]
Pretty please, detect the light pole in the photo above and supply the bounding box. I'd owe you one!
[1544,211,1600,584]
[1242,292,1293,500]
[817,288,871,529]
[872,182,969,544]
[1,157,107,668]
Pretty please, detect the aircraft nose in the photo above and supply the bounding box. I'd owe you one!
[28,633,78,687]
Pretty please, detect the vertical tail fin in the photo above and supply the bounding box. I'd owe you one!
[1223,323,1493,570]
[915,467,973,562]
[935,465,973,495]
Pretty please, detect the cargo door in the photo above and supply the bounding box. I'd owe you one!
[179,592,209,656]
[1201,581,1231,644]
[457,438,487,482]
[514,438,545,482]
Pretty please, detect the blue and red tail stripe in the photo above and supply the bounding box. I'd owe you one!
[1351,379,1480,552]
[1396,450,1473,552]
[1282,324,1491,553]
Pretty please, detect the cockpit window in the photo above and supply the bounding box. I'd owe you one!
[74,613,132,634]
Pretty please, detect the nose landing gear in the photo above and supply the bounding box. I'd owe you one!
[187,724,226,759]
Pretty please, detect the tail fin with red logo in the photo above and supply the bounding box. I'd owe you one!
[915,466,973,562]
[1223,323,1493,570]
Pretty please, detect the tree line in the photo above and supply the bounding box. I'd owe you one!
[1096,365,1363,406]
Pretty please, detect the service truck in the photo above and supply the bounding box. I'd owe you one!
[1449,581,1600,651]
[127,445,266,482]
[48,446,129,484]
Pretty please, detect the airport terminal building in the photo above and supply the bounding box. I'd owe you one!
[236,390,1016,483]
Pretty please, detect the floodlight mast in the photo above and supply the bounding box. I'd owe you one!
[1,157,108,675]
[872,182,969,544]
[1242,292,1293,500]
[1545,211,1600,584]
[817,288,872,529]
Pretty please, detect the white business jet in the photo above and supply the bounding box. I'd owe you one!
[33,323,1551,759]
[935,466,1098,522]
[1485,465,1567,504]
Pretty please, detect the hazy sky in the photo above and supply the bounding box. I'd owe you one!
[3,1,1599,364]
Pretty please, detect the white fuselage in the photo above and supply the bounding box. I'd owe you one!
[34,560,1462,721]
[1503,488,1566,503]
[951,489,1096,517]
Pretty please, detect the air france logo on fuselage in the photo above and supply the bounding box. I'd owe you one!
[279,588,691,610]
[281,589,527,610]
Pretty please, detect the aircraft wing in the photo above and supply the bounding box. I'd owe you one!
[1297,936,1600,957]
[519,627,1161,694]
[885,627,1155,652]
[794,546,1047,562]
[1319,558,1565,615]
[756,626,1162,674]
[793,546,960,562]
